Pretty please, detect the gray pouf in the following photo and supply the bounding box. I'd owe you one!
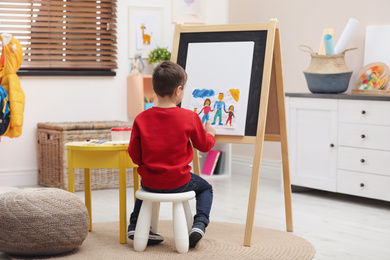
[0,188,89,256]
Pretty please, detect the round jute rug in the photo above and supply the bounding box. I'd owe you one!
[8,221,315,260]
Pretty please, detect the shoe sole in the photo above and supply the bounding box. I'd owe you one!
[128,231,164,245]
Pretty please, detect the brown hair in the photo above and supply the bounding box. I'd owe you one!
[152,61,187,97]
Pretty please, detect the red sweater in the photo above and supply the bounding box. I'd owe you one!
[129,106,215,189]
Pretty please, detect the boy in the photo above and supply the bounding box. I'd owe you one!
[127,61,216,248]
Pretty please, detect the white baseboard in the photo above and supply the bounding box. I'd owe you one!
[231,155,282,181]
[0,168,38,187]
[0,156,281,187]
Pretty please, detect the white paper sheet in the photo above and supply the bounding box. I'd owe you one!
[181,41,254,136]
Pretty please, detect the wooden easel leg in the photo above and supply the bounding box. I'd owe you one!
[281,141,293,232]
[243,157,262,246]
[244,20,278,246]
[274,25,293,232]
[192,146,201,176]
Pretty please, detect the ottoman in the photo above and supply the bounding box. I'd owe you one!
[0,188,89,256]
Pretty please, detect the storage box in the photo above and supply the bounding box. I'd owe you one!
[37,121,133,191]
[299,45,355,94]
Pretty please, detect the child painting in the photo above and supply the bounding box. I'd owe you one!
[127,61,216,249]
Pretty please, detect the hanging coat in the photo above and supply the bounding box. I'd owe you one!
[0,34,25,138]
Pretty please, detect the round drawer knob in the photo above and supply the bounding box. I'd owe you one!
[360,183,365,187]
[330,143,334,147]
[361,134,365,138]
[360,159,365,163]
[361,110,366,115]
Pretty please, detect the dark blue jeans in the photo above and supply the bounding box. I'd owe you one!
[129,173,213,230]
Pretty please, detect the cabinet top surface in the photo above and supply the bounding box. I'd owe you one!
[285,93,390,101]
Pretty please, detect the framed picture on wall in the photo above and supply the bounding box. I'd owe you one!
[172,0,205,24]
[128,6,165,59]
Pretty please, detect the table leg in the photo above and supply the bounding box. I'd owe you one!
[133,167,140,203]
[119,151,127,244]
[84,168,92,231]
[67,150,75,193]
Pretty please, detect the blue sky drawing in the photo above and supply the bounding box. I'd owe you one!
[192,88,215,98]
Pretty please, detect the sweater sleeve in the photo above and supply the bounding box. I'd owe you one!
[128,119,142,166]
[190,113,215,153]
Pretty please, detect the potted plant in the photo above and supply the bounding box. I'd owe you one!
[148,47,171,66]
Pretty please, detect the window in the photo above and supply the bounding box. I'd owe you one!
[0,0,117,76]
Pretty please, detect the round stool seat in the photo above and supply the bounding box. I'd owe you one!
[136,189,195,202]
[0,188,89,256]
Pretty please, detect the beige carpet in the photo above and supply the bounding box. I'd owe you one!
[9,221,315,260]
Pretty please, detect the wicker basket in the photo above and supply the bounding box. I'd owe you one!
[37,121,133,191]
[299,45,356,93]
[299,45,356,73]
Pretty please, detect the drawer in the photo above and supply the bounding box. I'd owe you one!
[290,97,338,110]
[339,99,390,126]
[338,170,390,201]
[338,123,390,151]
[338,146,390,177]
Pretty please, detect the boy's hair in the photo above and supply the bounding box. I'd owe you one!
[152,61,187,97]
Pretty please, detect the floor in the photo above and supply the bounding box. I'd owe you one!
[1,172,390,259]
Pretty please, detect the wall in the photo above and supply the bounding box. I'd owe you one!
[229,0,390,162]
[0,0,228,187]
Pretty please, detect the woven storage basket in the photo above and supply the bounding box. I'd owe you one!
[37,121,133,191]
[299,45,356,93]
[299,45,355,73]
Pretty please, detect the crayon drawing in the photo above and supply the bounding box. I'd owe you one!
[181,41,254,136]
[189,88,240,129]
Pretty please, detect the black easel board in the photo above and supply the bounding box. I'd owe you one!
[176,30,267,136]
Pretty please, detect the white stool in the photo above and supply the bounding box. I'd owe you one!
[133,189,195,253]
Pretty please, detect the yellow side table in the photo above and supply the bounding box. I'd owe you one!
[66,141,140,244]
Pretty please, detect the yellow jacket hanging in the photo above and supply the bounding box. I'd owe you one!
[0,34,25,138]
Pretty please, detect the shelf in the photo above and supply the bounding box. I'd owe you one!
[197,143,232,178]
[127,75,157,118]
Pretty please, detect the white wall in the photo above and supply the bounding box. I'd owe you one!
[0,0,228,187]
[228,0,390,162]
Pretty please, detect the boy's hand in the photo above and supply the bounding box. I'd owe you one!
[205,121,216,137]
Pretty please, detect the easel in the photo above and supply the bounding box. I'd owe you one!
[171,20,293,246]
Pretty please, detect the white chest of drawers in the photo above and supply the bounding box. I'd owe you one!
[286,93,390,201]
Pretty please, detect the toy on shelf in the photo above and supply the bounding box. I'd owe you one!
[352,62,390,96]
[356,62,389,90]
[130,54,144,76]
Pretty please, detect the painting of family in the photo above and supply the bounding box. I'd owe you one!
[190,88,240,129]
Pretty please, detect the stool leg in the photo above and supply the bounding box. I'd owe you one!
[150,202,160,234]
[172,202,189,253]
[134,201,152,252]
[183,200,193,232]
